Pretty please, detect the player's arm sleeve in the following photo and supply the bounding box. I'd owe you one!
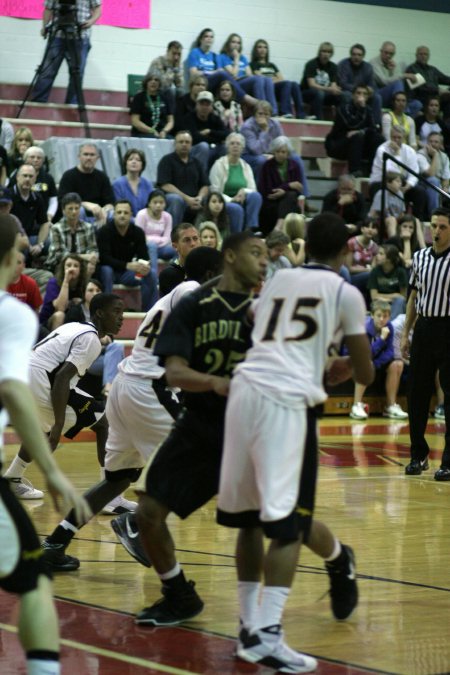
[340,284,367,336]
[65,332,102,376]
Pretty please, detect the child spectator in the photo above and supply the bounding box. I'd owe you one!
[282,212,306,266]
[369,171,405,238]
[265,230,292,279]
[213,80,243,132]
[386,214,424,268]
[367,244,407,319]
[195,189,230,238]
[346,217,379,300]
[350,299,408,420]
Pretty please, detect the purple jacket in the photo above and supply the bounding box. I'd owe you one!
[366,316,394,368]
[241,116,283,156]
[258,157,301,198]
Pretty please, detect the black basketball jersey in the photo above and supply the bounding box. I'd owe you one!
[154,285,253,417]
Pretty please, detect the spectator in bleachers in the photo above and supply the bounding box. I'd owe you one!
[346,217,379,302]
[9,146,57,222]
[58,143,115,226]
[258,136,303,235]
[97,200,156,310]
[7,250,42,313]
[135,189,176,294]
[8,127,34,173]
[417,132,450,215]
[157,130,209,226]
[370,41,421,115]
[180,90,228,173]
[369,171,405,238]
[0,187,29,249]
[415,97,449,150]
[11,164,51,261]
[175,74,207,129]
[159,223,200,296]
[300,42,342,120]
[265,230,292,279]
[241,100,309,189]
[187,27,257,109]
[39,253,88,330]
[282,213,306,266]
[367,244,407,319]
[325,85,383,176]
[250,38,306,118]
[112,148,153,217]
[338,44,382,125]
[386,214,424,268]
[406,46,450,118]
[195,190,230,238]
[218,33,278,113]
[199,221,222,249]
[130,71,175,139]
[209,132,262,231]
[0,118,14,152]
[65,278,124,399]
[349,299,408,420]
[369,125,427,222]
[322,174,366,225]
[147,40,184,99]
[382,91,417,148]
[0,144,7,185]
[213,81,243,132]
[45,192,98,272]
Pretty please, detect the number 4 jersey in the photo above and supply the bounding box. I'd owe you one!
[238,266,367,408]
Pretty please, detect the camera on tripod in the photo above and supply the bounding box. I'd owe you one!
[45,0,79,36]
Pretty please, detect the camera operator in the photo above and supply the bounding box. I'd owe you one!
[31,0,102,105]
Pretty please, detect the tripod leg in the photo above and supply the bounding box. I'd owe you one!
[17,33,64,116]
[65,35,91,138]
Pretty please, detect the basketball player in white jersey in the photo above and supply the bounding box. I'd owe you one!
[217,213,374,673]
[40,247,223,572]
[4,292,125,503]
[0,214,91,675]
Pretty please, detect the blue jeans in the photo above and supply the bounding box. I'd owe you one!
[225,196,262,232]
[302,89,341,120]
[206,72,248,102]
[275,81,305,117]
[191,142,226,174]
[88,342,125,386]
[239,76,278,114]
[100,266,158,311]
[378,80,404,108]
[424,176,441,216]
[32,37,91,104]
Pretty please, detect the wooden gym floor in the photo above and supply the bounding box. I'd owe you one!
[1,416,449,675]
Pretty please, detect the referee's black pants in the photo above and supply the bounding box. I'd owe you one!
[407,316,450,465]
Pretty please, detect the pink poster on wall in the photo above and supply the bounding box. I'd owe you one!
[0,0,151,29]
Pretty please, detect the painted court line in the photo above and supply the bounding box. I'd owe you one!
[0,621,202,675]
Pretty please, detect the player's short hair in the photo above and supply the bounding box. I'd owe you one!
[222,230,259,255]
[0,214,19,263]
[184,246,223,282]
[306,213,350,259]
[370,299,391,315]
[90,293,122,317]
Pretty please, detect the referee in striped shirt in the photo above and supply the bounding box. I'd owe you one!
[401,208,450,480]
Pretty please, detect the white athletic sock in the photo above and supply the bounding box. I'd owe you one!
[27,659,60,674]
[253,586,290,631]
[60,520,78,534]
[4,455,29,478]
[238,581,261,628]
[99,466,105,481]
[324,538,342,562]
[159,562,181,581]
